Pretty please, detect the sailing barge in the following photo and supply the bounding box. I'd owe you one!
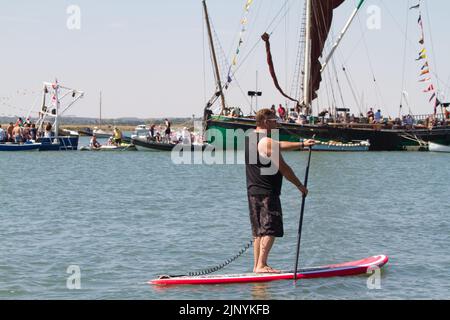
[200,0,450,151]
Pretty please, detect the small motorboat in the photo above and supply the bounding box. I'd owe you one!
[311,140,370,152]
[428,142,450,153]
[132,138,208,152]
[0,142,42,152]
[79,143,137,152]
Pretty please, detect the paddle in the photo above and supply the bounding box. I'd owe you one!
[293,139,313,283]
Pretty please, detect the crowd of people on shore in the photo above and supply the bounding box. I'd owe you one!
[0,117,54,144]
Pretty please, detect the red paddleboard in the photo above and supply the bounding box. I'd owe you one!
[150,255,388,286]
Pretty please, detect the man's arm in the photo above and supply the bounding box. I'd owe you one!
[279,139,316,151]
[259,138,308,196]
[278,153,308,196]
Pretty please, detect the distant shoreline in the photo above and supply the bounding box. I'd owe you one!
[0,117,201,132]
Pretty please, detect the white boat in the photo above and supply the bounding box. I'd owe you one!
[93,127,113,138]
[79,144,137,152]
[429,142,450,153]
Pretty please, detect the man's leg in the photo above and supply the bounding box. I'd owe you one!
[255,236,279,273]
[253,237,261,273]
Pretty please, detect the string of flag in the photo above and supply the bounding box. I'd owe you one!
[410,1,440,114]
[225,0,254,88]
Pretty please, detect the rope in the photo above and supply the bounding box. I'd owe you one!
[187,240,253,276]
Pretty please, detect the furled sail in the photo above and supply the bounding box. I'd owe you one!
[261,33,300,105]
[309,0,345,102]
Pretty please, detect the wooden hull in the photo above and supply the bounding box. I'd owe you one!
[206,116,450,151]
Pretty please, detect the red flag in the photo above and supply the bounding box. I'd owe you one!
[423,84,434,93]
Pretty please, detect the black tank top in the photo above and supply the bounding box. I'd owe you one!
[245,131,283,196]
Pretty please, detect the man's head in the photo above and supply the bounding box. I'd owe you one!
[256,109,277,130]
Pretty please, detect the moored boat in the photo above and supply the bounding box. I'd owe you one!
[428,142,450,153]
[132,138,207,152]
[312,140,370,152]
[0,142,42,152]
[79,143,137,152]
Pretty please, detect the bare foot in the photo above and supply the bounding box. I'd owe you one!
[254,266,281,274]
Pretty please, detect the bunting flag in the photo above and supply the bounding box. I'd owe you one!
[226,0,254,86]
[423,84,434,93]
[429,93,436,102]
[413,1,439,115]
[416,54,427,61]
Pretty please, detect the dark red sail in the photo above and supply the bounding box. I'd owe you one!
[309,0,345,101]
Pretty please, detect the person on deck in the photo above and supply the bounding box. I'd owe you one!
[149,124,156,139]
[277,104,286,121]
[245,109,315,273]
[113,127,123,146]
[22,124,31,142]
[7,123,14,142]
[30,124,37,141]
[444,106,450,120]
[270,105,276,115]
[367,108,375,123]
[374,109,382,123]
[13,124,23,144]
[164,119,171,142]
[0,125,5,143]
[44,123,53,138]
[90,134,101,149]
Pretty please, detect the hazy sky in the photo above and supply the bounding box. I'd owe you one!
[0,0,449,119]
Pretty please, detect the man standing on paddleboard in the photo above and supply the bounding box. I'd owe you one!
[245,109,315,273]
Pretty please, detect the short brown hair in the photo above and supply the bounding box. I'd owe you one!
[256,109,275,126]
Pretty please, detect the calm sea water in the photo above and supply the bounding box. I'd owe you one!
[0,137,449,300]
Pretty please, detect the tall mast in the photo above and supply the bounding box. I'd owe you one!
[54,81,60,139]
[202,0,226,115]
[303,0,312,113]
[99,91,102,125]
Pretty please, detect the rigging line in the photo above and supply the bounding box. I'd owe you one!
[379,0,420,56]
[424,1,441,90]
[285,2,289,98]
[291,0,306,101]
[331,53,346,113]
[240,0,264,56]
[264,0,290,35]
[226,1,252,62]
[327,58,338,111]
[399,0,411,111]
[356,13,386,111]
[335,49,356,112]
[202,7,208,105]
[228,71,252,110]
[229,0,291,88]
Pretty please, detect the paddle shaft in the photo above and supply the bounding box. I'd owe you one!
[293,146,313,282]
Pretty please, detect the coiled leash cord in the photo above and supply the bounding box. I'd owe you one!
[187,240,254,276]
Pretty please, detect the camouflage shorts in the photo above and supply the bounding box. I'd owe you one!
[248,194,284,238]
